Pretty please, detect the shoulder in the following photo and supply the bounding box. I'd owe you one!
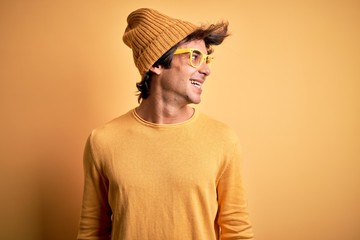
[196,112,240,145]
[89,110,134,147]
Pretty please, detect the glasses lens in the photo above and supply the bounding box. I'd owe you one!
[191,50,203,67]
[205,56,212,65]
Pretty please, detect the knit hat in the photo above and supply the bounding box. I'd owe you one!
[123,8,198,76]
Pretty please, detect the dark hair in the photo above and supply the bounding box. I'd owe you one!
[136,21,229,103]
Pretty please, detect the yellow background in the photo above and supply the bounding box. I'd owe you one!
[1,0,359,239]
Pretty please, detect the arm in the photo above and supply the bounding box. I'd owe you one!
[217,142,254,239]
[77,136,112,240]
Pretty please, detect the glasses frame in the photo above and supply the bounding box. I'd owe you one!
[173,48,213,68]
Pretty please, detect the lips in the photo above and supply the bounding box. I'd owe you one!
[190,79,203,88]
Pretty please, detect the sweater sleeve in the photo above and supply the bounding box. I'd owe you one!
[77,135,112,240]
[217,142,254,239]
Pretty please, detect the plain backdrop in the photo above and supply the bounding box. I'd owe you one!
[0,0,359,239]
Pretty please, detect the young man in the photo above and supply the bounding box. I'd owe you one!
[77,8,254,240]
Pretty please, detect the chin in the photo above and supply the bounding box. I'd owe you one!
[191,99,201,105]
[186,94,201,105]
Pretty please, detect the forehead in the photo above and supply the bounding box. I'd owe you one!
[178,39,207,51]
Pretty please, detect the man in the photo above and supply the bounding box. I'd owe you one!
[77,8,254,240]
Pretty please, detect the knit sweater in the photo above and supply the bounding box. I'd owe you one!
[77,108,254,240]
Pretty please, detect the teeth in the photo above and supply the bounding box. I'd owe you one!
[191,80,202,88]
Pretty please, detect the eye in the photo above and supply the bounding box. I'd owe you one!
[205,56,209,63]
[191,50,201,60]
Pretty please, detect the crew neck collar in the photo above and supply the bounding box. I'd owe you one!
[132,107,198,128]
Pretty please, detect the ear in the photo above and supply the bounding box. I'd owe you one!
[149,65,163,75]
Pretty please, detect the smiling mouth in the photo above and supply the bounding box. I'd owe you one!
[190,80,202,88]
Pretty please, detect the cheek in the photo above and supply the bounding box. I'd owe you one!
[180,70,197,84]
[173,66,195,81]
[175,64,197,76]
[168,60,198,82]
[189,69,199,77]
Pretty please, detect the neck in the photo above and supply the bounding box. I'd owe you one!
[136,100,194,124]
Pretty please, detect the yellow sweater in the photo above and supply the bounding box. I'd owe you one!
[78,109,254,240]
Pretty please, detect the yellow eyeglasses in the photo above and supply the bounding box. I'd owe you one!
[173,48,213,68]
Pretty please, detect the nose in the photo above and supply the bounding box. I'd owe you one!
[198,62,211,76]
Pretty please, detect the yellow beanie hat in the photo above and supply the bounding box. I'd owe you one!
[123,8,198,76]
